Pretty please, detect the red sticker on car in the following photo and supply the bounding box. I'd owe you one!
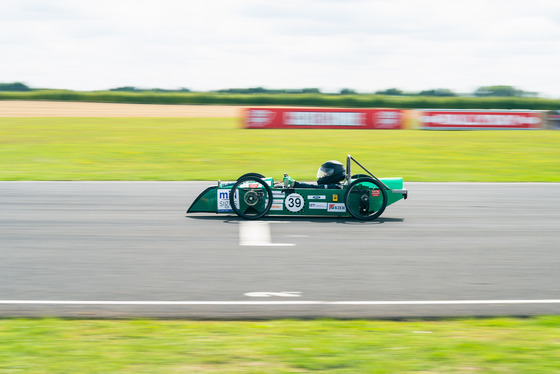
[371,190,381,197]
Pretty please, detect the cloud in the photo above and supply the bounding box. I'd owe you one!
[2,0,560,96]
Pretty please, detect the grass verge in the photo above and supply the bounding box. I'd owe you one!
[1,317,559,373]
[1,117,559,181]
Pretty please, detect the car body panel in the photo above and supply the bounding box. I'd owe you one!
[187,177,406,217]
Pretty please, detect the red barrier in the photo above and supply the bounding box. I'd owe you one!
[244,108,405,129]
[420,110,544,130]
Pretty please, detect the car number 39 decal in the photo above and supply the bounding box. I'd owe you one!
[285,193,304,212]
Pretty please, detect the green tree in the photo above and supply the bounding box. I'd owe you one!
[301,88,321,94]
[418,88,456,97]
[109,86,139,92]
[375,88,403,95]
[0,82,31,91]
[473,85,527,97]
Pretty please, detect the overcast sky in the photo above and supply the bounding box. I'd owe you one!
[2,0,560,96]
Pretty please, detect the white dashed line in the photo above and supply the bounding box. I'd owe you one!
[244,292,302,297]
[239,221,295,246]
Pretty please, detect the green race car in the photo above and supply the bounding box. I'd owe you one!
[187,155,407,220]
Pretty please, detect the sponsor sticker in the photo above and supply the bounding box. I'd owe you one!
[239,180,270,188]
[272,191,285,198]
[217,189,237,212]
[270,203,284,211]
[371,190,381,197]
[273,199,284,204]
[328,203,346,212]
[309,202,327,209]
[308,195,326,200]
[332,194,338,202]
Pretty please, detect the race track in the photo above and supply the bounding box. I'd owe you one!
[1,181,559,318]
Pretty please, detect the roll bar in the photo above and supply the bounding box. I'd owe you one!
[346,154,391,190]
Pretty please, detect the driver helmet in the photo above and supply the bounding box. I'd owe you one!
[316,160,345,184]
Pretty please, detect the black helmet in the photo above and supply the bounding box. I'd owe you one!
[316,160,345,184]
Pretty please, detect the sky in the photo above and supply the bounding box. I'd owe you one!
[2,0,560,97]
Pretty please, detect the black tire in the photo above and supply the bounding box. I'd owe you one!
[344,177,388,220]
[229,176,273,220]
[238,172,265,180]
[351,174,371,180]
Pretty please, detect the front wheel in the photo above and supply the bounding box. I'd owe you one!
[344,177,388,220]
[229,176,273,220]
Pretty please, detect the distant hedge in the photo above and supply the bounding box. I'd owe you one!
[1,90,559,110]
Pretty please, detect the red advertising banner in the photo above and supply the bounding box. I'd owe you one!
[420,110,544,130]
[244,108,405,129]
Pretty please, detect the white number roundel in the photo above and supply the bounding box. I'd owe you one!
[285,193,304,212]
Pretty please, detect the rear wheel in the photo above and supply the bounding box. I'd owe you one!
[351,174,370,179]
[344,177,388,220]
[238,172,265,180]
[229,176,273,220]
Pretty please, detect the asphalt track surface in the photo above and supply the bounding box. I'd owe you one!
[1,182,559,319]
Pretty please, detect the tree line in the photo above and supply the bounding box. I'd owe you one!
[0,82,543,98]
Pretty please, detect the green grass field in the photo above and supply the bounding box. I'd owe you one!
[1,117,559,181]
[1,317,559,373]
[1,117,559,372]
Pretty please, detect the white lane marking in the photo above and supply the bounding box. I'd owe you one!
[244,292,302,297]
[239,221,294,246]
[1,300,559,305]
[0,300,320,305]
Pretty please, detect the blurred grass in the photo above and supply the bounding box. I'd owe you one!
[0,117,559,181]
[1,317,559,373]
